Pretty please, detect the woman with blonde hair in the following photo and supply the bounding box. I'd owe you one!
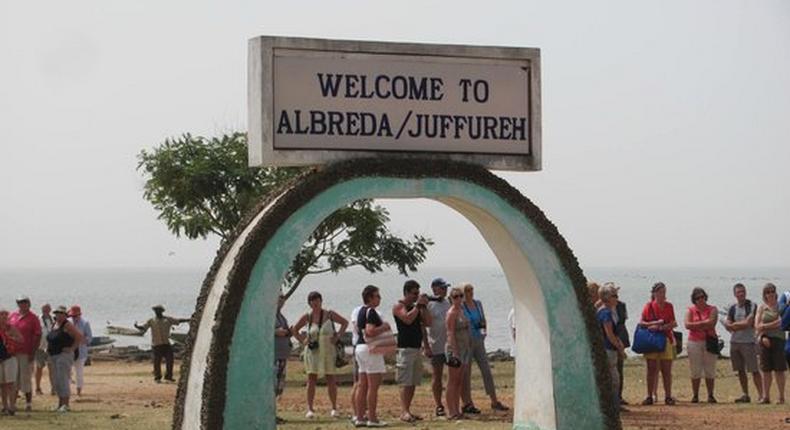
[445,286,472,420]
[292,291,349,419]
[755,283,786,404]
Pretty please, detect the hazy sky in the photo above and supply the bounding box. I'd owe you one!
[1,1,788,270]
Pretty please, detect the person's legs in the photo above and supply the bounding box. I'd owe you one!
[152,345,163,381]
[366,373,383,423]
[306,373,317,413]
[446,365,461,417]
[164,345,175,381]
[703,351,716,401]
[617,354,625,403]
[325,374,338,411]
[15,354,33,410]
[761,371,773,402]
[399,385,416,419]
[659,360,674,401]
[34,352,45,394]
[431,357,445,413]
[473,339,500,406]
[776,371,786,403]
[355,372,368,424]
[644,359,658,403]
[461,357,474,408]
[606,350,621,407]
[752,372,764,400]
[736,370,748,396]
[74,356,86,395]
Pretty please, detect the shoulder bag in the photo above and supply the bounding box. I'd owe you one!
[631,303,667,354]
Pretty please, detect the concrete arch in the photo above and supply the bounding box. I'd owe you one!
[173,158,619,430]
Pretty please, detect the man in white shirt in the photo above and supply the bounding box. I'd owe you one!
[426,277,451,417]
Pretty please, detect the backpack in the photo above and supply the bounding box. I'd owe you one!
[727,300,753,324]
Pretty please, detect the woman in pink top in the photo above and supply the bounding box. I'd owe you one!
[684,287,719,403]
[638,282,678,405]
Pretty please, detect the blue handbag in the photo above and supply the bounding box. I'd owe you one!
[632,325,667,354]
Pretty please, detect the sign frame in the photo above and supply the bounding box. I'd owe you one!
[248,36,541,171]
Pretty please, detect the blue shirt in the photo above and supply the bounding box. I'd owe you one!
[72,317,92,360]
[596,307,616,350]
[462,301,484,339]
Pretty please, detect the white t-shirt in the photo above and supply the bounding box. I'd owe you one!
[427,299,451,353]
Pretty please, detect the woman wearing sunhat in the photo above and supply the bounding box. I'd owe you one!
[69,305,92,396]
[47,306,83,413]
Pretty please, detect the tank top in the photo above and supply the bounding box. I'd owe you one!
[47,321,75,356]
[688,305,716,342]
[762,305,784,340]
[394,301,423,348]
[448,310,471,355]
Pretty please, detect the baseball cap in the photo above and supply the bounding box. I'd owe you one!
[53,305,68,314]
[431,277,450,288]
[16,295,30,303]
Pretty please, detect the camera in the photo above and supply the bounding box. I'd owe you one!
[307,340,319,350]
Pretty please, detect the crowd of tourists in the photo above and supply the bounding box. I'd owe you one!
[274,278,509,427]
[0,297,91,415]
[592,281,788,414]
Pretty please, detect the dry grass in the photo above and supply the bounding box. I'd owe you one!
[0,356,787,429]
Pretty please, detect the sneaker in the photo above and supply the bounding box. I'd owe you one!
[665,397,676,406]
[56,405,70,413]
[734,394,750,403]
[491,401,509,411]
[641,397,653,406]
[305,410,316,419]
[330,409,340,418]
[353,419,367,428]
[366,420,388,427]
[435,405,446,417]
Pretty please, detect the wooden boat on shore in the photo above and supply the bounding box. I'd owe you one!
[106,325,145,336]
[89,336,116,351]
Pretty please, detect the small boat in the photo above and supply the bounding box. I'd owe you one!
[170,332,188,345]
[106,325,145,336]
[89,336,116,351]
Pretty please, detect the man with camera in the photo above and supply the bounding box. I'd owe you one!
[392,280,432,423]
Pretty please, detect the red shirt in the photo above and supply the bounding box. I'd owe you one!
[9,311,42,355]
[641,301,676,344]
[687,305,716,342]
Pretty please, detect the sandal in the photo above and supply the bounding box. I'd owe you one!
[400,414,417,423]
[448,413,465,421]
[435,405,446,417]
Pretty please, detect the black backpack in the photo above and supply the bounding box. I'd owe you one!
[727,300,753,323]
[0,337,10,361]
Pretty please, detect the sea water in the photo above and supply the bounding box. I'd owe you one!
[1,266,788,354]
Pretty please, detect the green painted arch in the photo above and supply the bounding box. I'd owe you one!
[173,159,619,430]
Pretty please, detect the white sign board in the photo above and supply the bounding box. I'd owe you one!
[249,37,541,171]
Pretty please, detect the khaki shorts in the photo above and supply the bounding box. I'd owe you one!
[396,348,423,386]
[0,357,18,384]
[730,342,758,373]
[688,340,717,379]
[15,354,33,393]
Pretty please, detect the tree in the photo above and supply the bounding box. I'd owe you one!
[137,132,433,300]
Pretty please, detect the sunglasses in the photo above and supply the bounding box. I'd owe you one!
[451,294,464,299]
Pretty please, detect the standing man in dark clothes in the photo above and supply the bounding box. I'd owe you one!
[607,282,630,405]
[134,305,189,383]
[392,280,431,423]
[274,294,292,424]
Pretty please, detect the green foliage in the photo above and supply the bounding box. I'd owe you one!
[138,132,432,299]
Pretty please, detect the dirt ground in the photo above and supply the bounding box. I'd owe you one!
[0,357,787,429]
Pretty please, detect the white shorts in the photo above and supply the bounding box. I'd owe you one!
[355,344,386,374]
[15,354,33,393]
[0,357,18,384]
[688,340,717,379]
